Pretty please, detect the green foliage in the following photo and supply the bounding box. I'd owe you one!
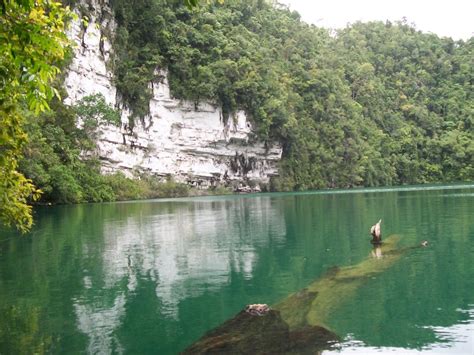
[103,172,144,200]
[141,175,191,198]
[18,94,201,205]
[0,0,72,232]
[106,1,472,190]
[76,93,121,128]
[334,22,473,185]
[19,96,117,204]
[74,93,121,151]
[104,173,190,200]
[109,0,224,123]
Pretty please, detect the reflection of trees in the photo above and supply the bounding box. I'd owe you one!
[0,304,52,354]
[0,205,91,353]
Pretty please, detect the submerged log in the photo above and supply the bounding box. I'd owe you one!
[184,235,420,354]
[277,235,406,330]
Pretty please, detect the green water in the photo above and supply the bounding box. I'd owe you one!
[0,184,473,354]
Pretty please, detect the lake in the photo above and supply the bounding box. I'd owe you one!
[0,184,473,354]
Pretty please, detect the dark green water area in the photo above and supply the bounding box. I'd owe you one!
[0,184,473,354]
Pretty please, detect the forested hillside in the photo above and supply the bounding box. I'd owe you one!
[106,0,473,189]
[19,0,474,206]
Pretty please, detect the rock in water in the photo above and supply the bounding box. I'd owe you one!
[182,309,288,354]
[182,308,339,354]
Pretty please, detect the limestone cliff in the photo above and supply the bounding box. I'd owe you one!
[64,0,281,189]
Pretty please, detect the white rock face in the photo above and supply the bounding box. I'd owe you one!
[64,0,281,188]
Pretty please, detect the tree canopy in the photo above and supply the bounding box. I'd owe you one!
[108,0,473,190]
[0,0,72,232]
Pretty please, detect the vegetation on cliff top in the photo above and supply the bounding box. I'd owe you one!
[109,0,473,190]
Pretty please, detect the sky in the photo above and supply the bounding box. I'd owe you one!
[280,0,473,40]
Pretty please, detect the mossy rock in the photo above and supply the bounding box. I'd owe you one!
[182,309,338,354]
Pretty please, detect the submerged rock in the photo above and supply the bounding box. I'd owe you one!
[182,308,339,354]
[289,325,340,353]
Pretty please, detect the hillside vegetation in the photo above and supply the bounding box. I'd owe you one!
[19,0,474,208]
[107,0,473,190]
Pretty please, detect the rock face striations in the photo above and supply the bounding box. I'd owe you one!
[64,0,281,190]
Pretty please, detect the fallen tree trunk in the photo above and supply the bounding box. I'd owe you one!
[183,235,419,354]
[276,235,406,330]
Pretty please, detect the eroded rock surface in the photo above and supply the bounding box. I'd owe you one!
[65,0,282,189]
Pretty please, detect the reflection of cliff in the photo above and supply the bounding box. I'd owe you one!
[73,197,287,352]
[74,294,126,354]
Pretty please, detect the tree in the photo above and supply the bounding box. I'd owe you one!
[0,0,72,232]
[0,0,211,232]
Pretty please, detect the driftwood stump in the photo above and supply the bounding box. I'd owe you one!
[370,219,382,244]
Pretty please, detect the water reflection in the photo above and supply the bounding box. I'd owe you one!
[73,197,287,352]
[74,294,126,354]
[0,186,472,354]
[371,245,383,259]
[324,311,474,354]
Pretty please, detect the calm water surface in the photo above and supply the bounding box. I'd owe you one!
[0,184,473,354]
